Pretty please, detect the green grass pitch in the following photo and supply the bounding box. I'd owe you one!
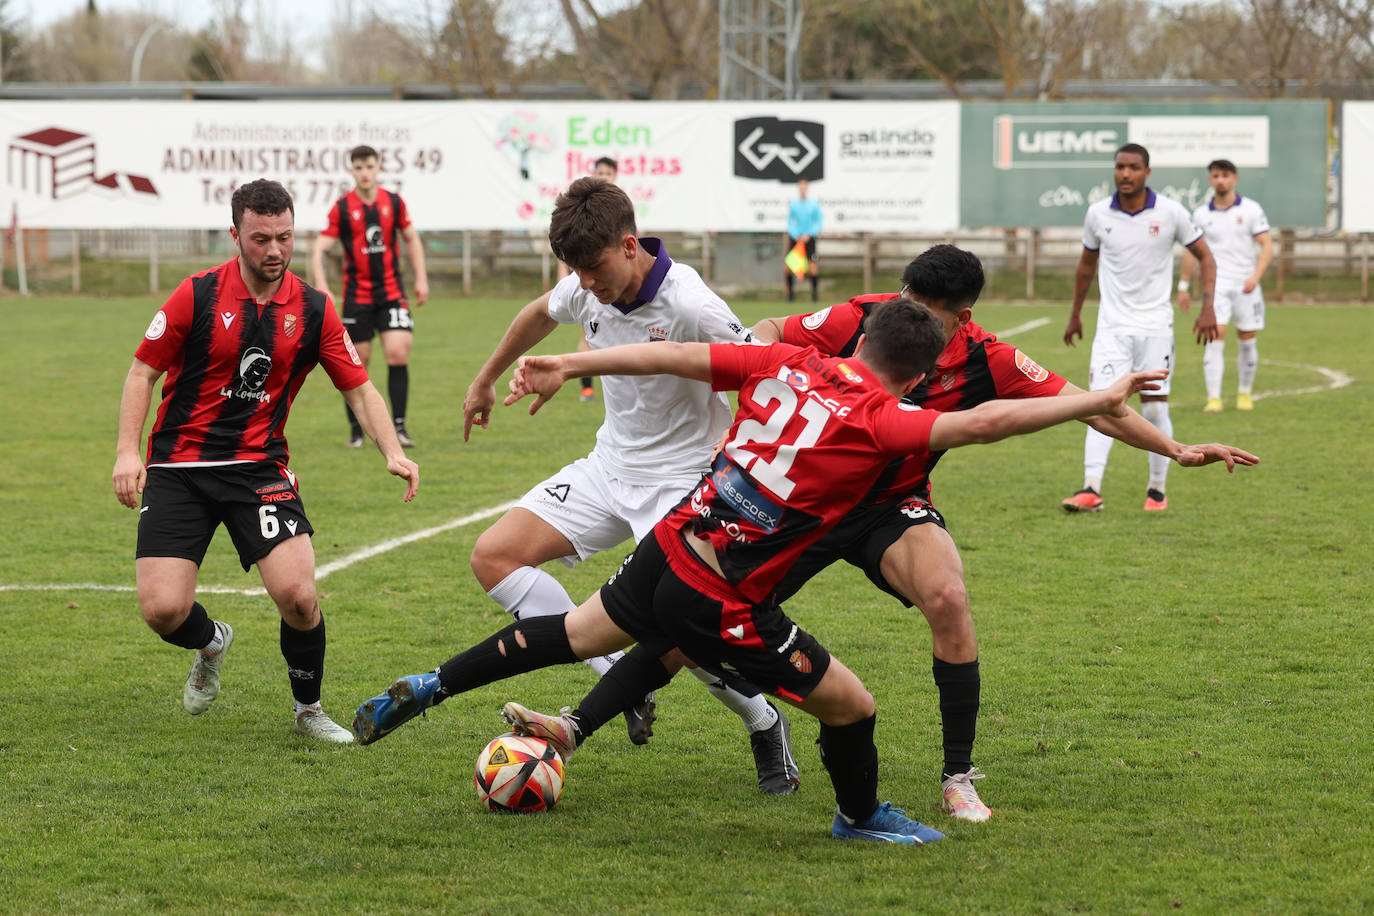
[1,291,1371,913]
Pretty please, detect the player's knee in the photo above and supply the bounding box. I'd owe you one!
[138,597,187,633]
[917,576,971,631]
[274,584,318,627]
[469,537,514,591]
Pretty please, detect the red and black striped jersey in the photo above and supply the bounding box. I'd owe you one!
[134,258,370,468]
[656,342,939,609]
[782,296,1067,501]
[320,188,411,306]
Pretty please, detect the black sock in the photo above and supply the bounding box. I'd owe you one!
[344,403,362,437]
[818,714,879,823]
[436,615,578,697]
[785,273,795,299]
[579,376,593,390]
[388,364,409,426]
[281,616,327,706]
[161,601,216,650]
[810,274,819,301]
[570,645,673,742]
[933,656,980,779]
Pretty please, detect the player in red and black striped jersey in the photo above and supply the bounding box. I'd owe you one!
[350,299,1168,843]
[310,145,429,448]
[113,179,420,743]
[750,244,1257,821]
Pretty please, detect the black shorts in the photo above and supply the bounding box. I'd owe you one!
[137,463,314,571]
[599,530,832,703]
[787,236,817,259]
[774,495,947,608]
[342,298,412,342]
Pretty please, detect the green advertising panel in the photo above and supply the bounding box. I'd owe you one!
[959,101,1327,228]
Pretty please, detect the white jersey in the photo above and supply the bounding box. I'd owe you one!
[1083,190,1202,337]
[1191,195,1270,284]
[547,238,753,484]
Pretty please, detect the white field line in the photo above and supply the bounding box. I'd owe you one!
[993,316,1052,338]
[1,500,516,597]
[1252,359,1355,400]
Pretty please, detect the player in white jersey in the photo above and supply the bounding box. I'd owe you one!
[1062,143,1219,513]
[1177,159,1273,413]
[460,177,800,794]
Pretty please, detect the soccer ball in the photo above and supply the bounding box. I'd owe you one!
[474,733,565,813]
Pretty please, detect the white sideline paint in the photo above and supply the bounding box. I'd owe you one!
[993,316,1052,338]
[1,501,516,597]
[2,347,1357,597]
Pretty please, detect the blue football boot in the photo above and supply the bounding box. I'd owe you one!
[352,672,442,745]
[831,802,947,845]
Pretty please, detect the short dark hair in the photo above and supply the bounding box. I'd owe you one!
[900,245,985,312]
[231,179,294,229]
[862,297,946,384]
[1208,159,1238,174]
[594,156,618,173]
[1116,143,1150,168]
[349,145,379,163]
[548,177,637,270]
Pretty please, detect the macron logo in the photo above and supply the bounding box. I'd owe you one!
[726,624,745,640]
[220,311,235,329]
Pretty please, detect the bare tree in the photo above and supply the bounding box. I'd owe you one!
[546,0,717,98]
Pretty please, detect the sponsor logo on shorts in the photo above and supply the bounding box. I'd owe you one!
[544,483,571,503]
[726,624,746,640]
[255,481,291,495]
[1014,349,1050,382]
[260,491,296,503]
[899,497,936,521]
[801,306,831,330]
[285,519,299,535]
[788,650,812,674]
[144,310,167,340]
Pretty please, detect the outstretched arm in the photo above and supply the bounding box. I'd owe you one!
[929,369,1165,452]
[1062,379,1259,470]
[506,342,712,415]
[463,291,560,440]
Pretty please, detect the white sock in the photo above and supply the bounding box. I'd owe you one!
[687,666,778,733]
[486,566,575,620]
[1237,338,1259,393]
[294,701,321,717]
[1203,340,1225,399]
[584,651,625,677]
[1084,426,1113,488]
[1140,401,1172,488]
[202,622,225,655]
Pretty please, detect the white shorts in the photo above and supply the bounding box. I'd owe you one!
[515,450,706,567]
[1088,332,1174,395]
[1213,281,1266,332]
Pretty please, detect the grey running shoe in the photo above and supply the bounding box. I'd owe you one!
[183,622,233,715]
[750,702,800,795]
[625,691,656,746]
[295,707,354,743]
[394,425,416,448]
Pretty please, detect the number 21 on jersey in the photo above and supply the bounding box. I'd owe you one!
[723,376,831,500]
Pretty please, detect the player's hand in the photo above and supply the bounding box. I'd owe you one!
[1175,442,1260,471]
[1177,289,1192,312]
[387,455,420,501]
[414,279,430,306]
[112,452,146,509]
[1063,314,1083,347]
[709,428,729,462]
[1243,276,1258,294]
[1193,306,1220,344]
[504,355,566,415]
[1102,370,1168,416]
[463,379,497,441]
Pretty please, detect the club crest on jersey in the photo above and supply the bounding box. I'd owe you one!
[1014,349,1050,382]
[801,306,831,330]
[283,313,297,338]
[939,372,957,391]
[145,310,167,340]
[1148,221,1161,237]
[788,650,812,674]
[836,362,864,384]
[647,326,669,342]
[220,310,235,330]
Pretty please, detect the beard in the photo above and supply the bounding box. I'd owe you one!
[245,254,289,285]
